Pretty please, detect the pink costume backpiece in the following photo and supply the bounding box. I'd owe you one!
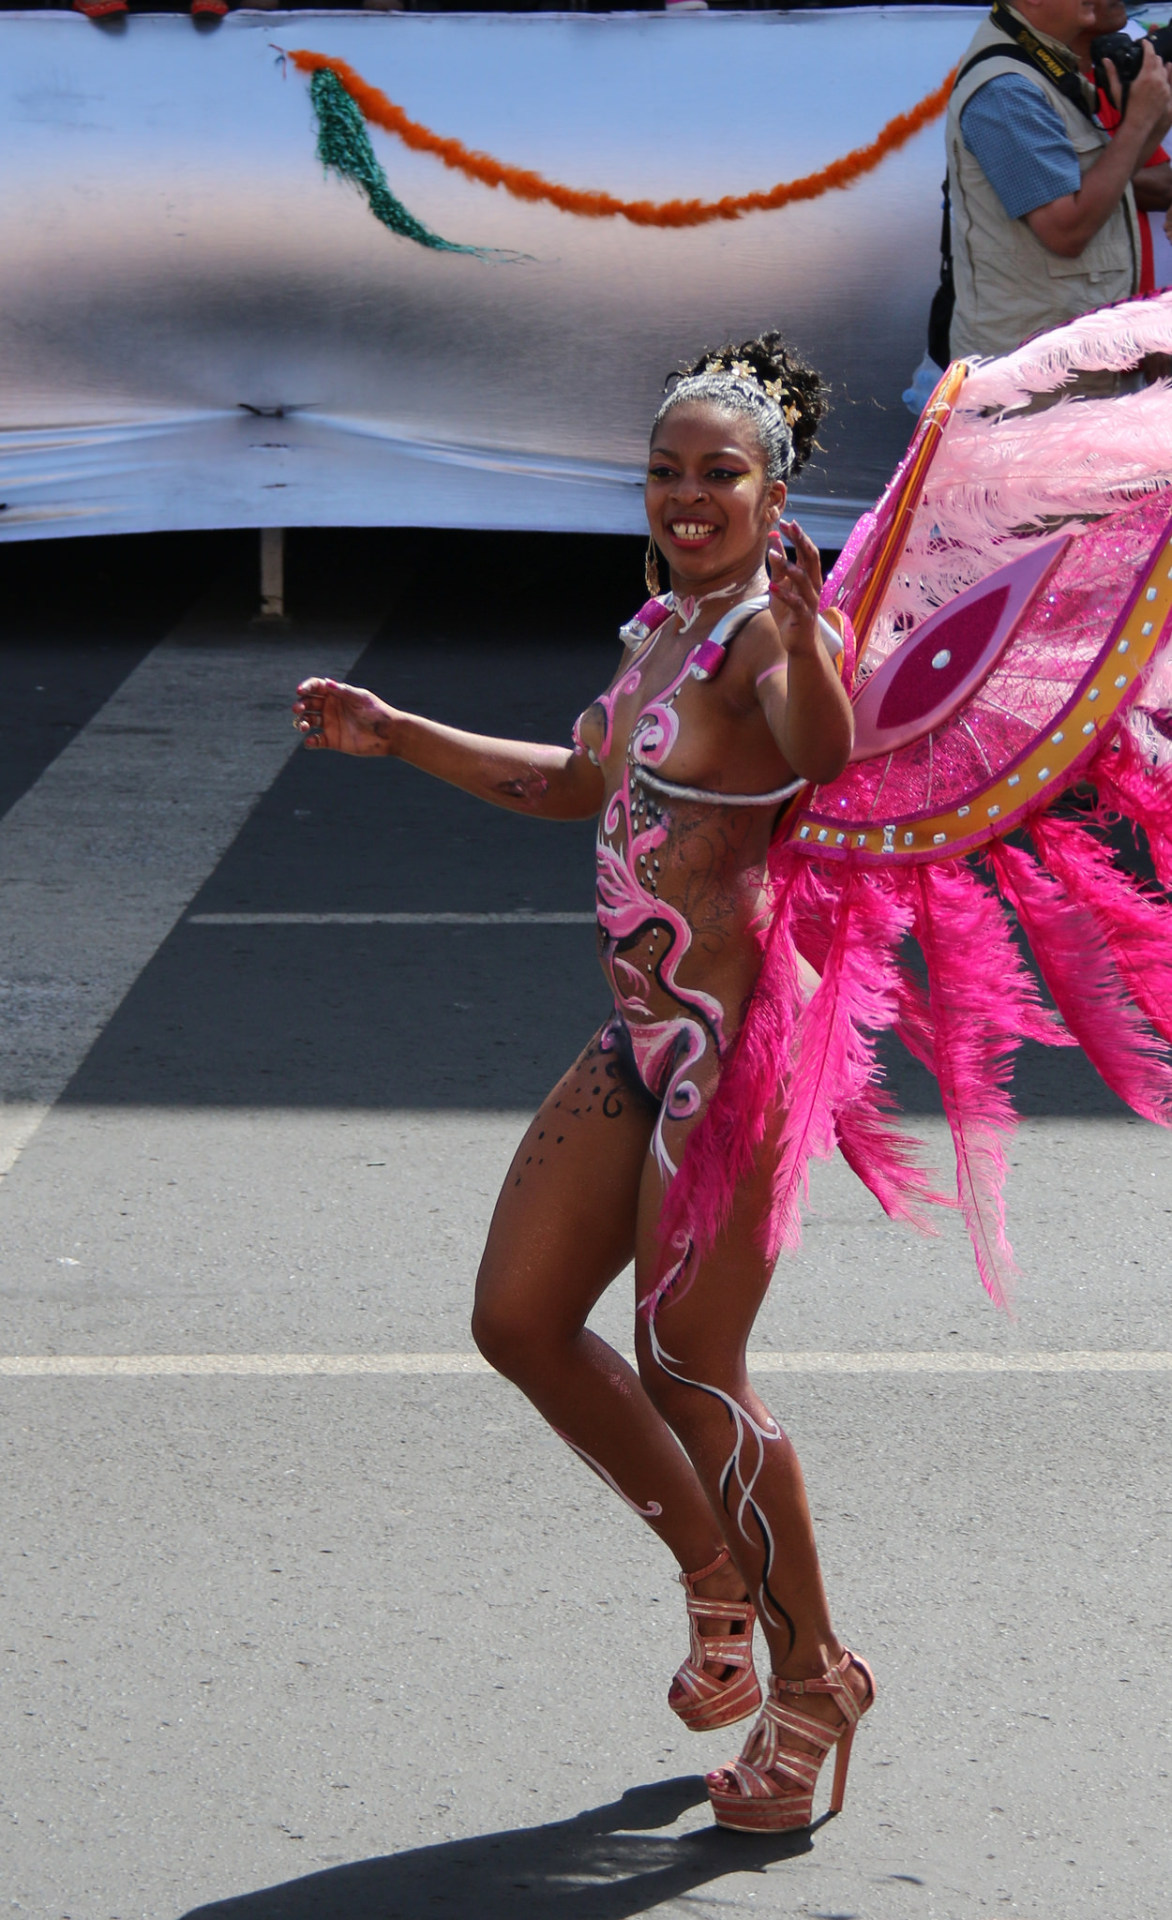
[634,292,1172,1314]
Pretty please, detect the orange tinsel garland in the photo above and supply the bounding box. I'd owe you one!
[289,49,957,230]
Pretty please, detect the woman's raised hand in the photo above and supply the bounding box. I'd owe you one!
[292,678,399,756]
[766,520,823,657]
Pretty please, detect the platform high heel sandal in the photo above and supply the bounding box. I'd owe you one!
[706,1648,875,1832]
[668,1547,762,1733]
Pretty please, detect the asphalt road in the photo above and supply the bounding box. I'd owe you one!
[1,530,1170,1920]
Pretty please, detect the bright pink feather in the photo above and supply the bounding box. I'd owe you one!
[988,838,1172,1126]
[909,862,1025,1310]
[835,1086,951,1232]
[768,863,927,1258]
[1090,730,1172,888]
[770,863,950,1235]
[1030,812,1172,1047]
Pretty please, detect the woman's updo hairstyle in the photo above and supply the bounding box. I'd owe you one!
[652,332,825,481]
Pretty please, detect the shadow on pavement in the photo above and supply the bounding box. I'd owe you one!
[0,528,255,824]
[181,1776,817,1920]
[30,524,1151,1120]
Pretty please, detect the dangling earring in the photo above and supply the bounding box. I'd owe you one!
[644,537,661,596]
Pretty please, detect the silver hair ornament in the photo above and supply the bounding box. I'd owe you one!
[653,372,795,482]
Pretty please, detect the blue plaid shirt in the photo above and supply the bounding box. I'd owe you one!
[960,73,1083,219]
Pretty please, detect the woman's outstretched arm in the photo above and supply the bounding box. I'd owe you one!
[292,678,603,821]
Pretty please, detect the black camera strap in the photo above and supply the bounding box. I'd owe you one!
[985,2,1096,123]
[928,9,1097,364]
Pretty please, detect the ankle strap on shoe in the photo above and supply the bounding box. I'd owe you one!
[680,1546,732,1590]
[772,1649,861,1710]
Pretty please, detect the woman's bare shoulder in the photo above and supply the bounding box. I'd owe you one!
[721,608,783,709]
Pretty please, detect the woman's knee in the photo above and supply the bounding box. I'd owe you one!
[470,1275,577,1383]
[470,1291,535,1377]
[635,1324,746,1429]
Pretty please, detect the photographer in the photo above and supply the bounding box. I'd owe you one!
[946,0,1172,362]
[1074,0,1172,292]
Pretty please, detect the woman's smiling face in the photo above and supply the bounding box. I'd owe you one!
[645,400,787,593]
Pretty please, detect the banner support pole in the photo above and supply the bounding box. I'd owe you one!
[255,527,289,626]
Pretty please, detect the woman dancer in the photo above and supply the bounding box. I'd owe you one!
[292,334,875,1834]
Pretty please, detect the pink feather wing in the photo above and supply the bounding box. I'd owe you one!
[789,498,1172,864]
[988,840,1172,1127]
[1030,812,1172,1048]
[907,862,1040,1311]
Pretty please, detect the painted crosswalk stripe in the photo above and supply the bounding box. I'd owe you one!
[187,911,597,925]
[2,1351,1170,1377]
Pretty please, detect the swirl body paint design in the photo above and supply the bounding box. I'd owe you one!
[553,1428,664,1518]
[586,644,727,1183]
[646,1311,796,1655]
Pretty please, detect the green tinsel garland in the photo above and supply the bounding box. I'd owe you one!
[310,67,488,256]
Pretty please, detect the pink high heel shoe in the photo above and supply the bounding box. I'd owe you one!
[706,1647,875,1831]
[668,1547,762,1733]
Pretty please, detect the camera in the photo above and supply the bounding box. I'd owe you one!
[1091,24,1172,117]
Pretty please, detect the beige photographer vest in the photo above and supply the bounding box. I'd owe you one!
[946,15,1139,359]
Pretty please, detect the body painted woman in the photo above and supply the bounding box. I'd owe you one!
[293,334,873,1832]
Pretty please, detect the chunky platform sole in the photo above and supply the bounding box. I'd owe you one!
[706,1650,875,1833]
[673,1660,762,1733]
[668,1547,761,1734]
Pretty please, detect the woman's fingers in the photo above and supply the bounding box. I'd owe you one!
[768,555,818,614]
[774,517,819,567]
[768,523,815,573]
[293,676,341,745]
[290,679,393,756]
[293,679,337,724]
[778,518,823,590]
[767,520,824,659]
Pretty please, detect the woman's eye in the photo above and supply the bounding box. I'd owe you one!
[647,466,676,481]
[708,468,745,483]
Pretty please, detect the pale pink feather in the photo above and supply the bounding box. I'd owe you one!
[961,292,1172,411]
[861,374,1172,668]
[988,839,1172,1125]
[1134,635,1172,717]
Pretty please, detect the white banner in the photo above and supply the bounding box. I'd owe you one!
[0,7,979,546]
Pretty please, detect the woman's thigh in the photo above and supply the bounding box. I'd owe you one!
[474,1024,659,1350]
[632,1055,784,1380]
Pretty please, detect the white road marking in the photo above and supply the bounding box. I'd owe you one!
[0,606,377,1180]
[1,1351,1170,1378]
[188,911,597,925]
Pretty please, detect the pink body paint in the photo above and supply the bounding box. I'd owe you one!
[586,638,728,1183]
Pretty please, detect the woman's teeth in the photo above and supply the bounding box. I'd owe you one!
[671,522,716,540]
